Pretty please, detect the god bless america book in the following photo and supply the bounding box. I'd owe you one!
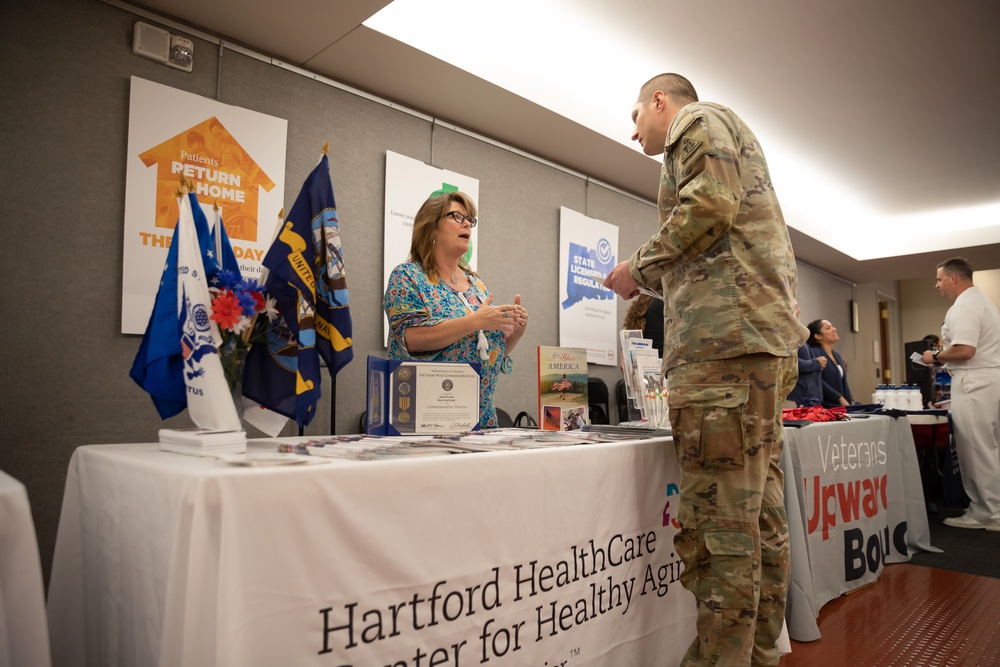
[537,346,589,431]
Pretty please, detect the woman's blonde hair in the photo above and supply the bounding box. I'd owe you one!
[408,191,478,283]
[623,294,653,331]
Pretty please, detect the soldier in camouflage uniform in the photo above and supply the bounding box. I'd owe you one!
[605,73,807,666]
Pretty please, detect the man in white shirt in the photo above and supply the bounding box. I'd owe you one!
[922,257,1000,530]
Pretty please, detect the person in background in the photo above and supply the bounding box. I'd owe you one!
[604,72,806,666]
[807,319,854,407]
[921,257,1000,530]
[383,191,528,428]
[787,306,826,406]
[623,293,664,356]
[922,332,951,406]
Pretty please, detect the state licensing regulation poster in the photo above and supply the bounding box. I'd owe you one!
[558,207,618,365]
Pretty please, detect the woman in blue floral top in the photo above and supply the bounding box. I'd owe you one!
[383,192,529,428]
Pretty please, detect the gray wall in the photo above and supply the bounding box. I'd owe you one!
[0,0,864,585]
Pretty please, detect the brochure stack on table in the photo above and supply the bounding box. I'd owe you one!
[159,427,247,455]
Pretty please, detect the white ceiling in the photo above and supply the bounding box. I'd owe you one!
[121,0,1000,283]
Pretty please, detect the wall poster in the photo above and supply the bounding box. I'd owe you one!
[122,76,287,334]
[558,207,618,365]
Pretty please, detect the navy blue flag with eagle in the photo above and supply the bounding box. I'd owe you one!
[243,152,353,426]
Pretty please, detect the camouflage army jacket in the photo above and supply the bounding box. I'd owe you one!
[627,102,807,370]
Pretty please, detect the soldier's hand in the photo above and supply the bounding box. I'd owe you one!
[603,261,640,299]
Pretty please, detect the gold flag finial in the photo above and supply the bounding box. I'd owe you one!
[213,199,219,211]
[278,207,284,219]
[322,141,330,155]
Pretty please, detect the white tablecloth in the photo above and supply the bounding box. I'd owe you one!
[782,414,938,641]
[0,469,51,667]
[47,437,698,666]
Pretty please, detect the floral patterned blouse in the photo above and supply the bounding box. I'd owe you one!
[384,262,513,428]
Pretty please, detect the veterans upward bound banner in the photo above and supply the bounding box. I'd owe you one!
[122,77,287,334]
[783,414,937,636]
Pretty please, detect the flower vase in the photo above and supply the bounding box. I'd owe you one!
[220,346,248,429]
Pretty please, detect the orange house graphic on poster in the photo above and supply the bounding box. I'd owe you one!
[138,116,275,242]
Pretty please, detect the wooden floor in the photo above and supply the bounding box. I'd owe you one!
[779,564,1000,666]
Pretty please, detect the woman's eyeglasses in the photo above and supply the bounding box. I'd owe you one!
[443,211,477,227]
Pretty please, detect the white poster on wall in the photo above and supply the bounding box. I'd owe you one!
[383,151,480,340]
[122,76,287,334]
[559,207,618,365]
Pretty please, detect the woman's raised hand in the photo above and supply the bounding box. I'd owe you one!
[475,295,516,333]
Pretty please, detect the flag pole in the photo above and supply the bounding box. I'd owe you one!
[330,374,337,435]
[213,200,223,264]
[323,139,335,435]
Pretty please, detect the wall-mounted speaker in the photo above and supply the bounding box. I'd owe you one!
[132,21,170,65]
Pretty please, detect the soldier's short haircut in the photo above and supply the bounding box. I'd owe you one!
[937,256,974,281]
[639,73,699,105]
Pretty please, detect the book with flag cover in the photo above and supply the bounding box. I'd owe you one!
[243,152,353,427]
[537,346,589,431]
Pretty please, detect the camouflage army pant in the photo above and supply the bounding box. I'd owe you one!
[667,353,797,666]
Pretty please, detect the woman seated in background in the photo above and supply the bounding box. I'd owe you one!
[787,340,826,406]
[383,191,528,428]
[807,319,854,407]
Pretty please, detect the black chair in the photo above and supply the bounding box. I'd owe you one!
[615,379,629,423]
[495,408,514,428]
[588,378,610,425]
[514,411,538,428]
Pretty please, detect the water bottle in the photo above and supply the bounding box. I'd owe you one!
[873,384,886,406]
[908,385,923,411]
[896,385,908,410]
[884,385,898,410]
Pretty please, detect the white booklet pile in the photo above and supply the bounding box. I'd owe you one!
[159,428,247,455]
